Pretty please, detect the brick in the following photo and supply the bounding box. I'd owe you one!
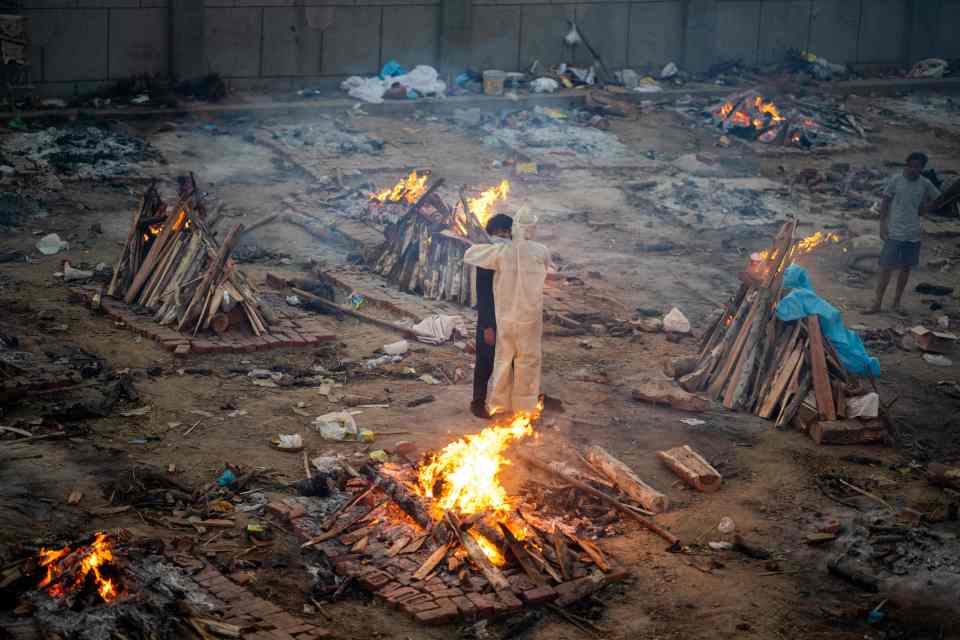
[266,502,292,519]
[465,592,495,617]
[286,502,306,520]
[173,342,191,355]
[430,587,463,598]
[280,625,315,635]
[452,595,477,617]
[493,590,523,614]
[261,611,301,629]
[385,586,419,604]
[358,570,392,591]
[414,598,459,625]
[191,339,219,354]
[521,585,557,606]
[401,595,438,614]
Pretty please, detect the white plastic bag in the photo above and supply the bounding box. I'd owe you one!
[383,339,409,355]
[663,307,691,334]
[341,76,386,104]
[36,233,68,255]
[314,411,358,440]
[660,62,678,79]
[394,66,447,96]
[531,78,559,94]
[847,392,879,418]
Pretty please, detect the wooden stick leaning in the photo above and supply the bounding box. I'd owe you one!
[516,451,680,546]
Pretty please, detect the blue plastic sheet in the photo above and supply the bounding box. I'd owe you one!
[776,265,881,378]
[380,60,406,79]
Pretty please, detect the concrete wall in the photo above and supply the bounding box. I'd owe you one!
[20,0,960,96]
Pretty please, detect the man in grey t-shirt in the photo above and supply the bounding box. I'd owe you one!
[867,152,940,315]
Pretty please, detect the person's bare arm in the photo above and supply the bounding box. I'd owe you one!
[878,195,892,239]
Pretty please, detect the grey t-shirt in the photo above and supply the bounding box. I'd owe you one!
[882,174,940,242]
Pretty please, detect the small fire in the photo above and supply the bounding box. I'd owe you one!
[752,231,842,275]
[795,230,841,254]
[466,180,510,229]
[37,532,121,603]
[369,170,429,205]
[753,95,784,124]
[719,102,734,118]
[470,530,507,566]
[417,411,535,519]
[141,209,190,242]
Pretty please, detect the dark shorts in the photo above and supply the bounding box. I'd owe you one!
[879,240,920,268]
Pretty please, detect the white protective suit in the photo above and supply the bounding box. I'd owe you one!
[463,217,550,415]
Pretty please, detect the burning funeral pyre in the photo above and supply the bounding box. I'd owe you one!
[705,90,866,148]
[368,171,511,304]
[298,410,663,624]
[11,531,229,639]
[672,223,879,438]
[107,176,270,336]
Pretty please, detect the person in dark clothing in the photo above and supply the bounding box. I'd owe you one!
[471,213,513,418]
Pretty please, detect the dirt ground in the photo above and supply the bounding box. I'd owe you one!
[2,88,959,640]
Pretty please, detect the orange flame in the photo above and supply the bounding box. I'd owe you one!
[417,410,534,519]
[369,170,429,205]
[718,102,734,118]
[37,532,121,603]
[467,180,511,229]
[470,529,507,566]
[795,231,841,254]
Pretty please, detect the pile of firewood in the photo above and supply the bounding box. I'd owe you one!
[107,178,269,336]
[677,222,856,431]
[373,178,491,305]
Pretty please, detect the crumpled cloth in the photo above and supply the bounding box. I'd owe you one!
[412,314,467,345]
[776,265,881,378]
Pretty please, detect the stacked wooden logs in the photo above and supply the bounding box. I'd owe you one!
[372,179,492,305]
[107,178,269,336]
[677,221,853,430]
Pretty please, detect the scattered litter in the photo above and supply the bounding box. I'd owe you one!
[62,262,93,282]
[271,433,304,452]
[718,517,736,534]
[847,392,879,418]
[412,314,466,344]
[418,374,441,385]
[909,58,948,79]
[382,339,409,355]
[67,489,83,505]
[708,541,734,550]
[365,354,402,369]
[285,295,302,306]
[660,62,678,79]
[923,354,953,367]
[663,308,691,334]
[407,395,435,408]
[314,411,364,441]
[679,418,706,426]
[369,449,389,463]
[36,233,69,255]
[120,405,152,417]
[130,94,150,105]
[216,469,236,486]
[531,78,559,94]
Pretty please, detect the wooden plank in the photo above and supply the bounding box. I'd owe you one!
[565,533,610,572]
[806,316,837,421]
[445,514,510,591]
[707,298,760,398]
[656,445,723,493]
[385,536,411,558]
[412,543,450,581]
[809,419,885,445]
[498,522,548,585]
[756,344,804,418]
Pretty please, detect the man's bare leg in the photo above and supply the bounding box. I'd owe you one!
[867,268,893,313]
[891,267,912,313]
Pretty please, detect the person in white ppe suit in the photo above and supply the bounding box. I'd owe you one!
[463,207,550,416]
